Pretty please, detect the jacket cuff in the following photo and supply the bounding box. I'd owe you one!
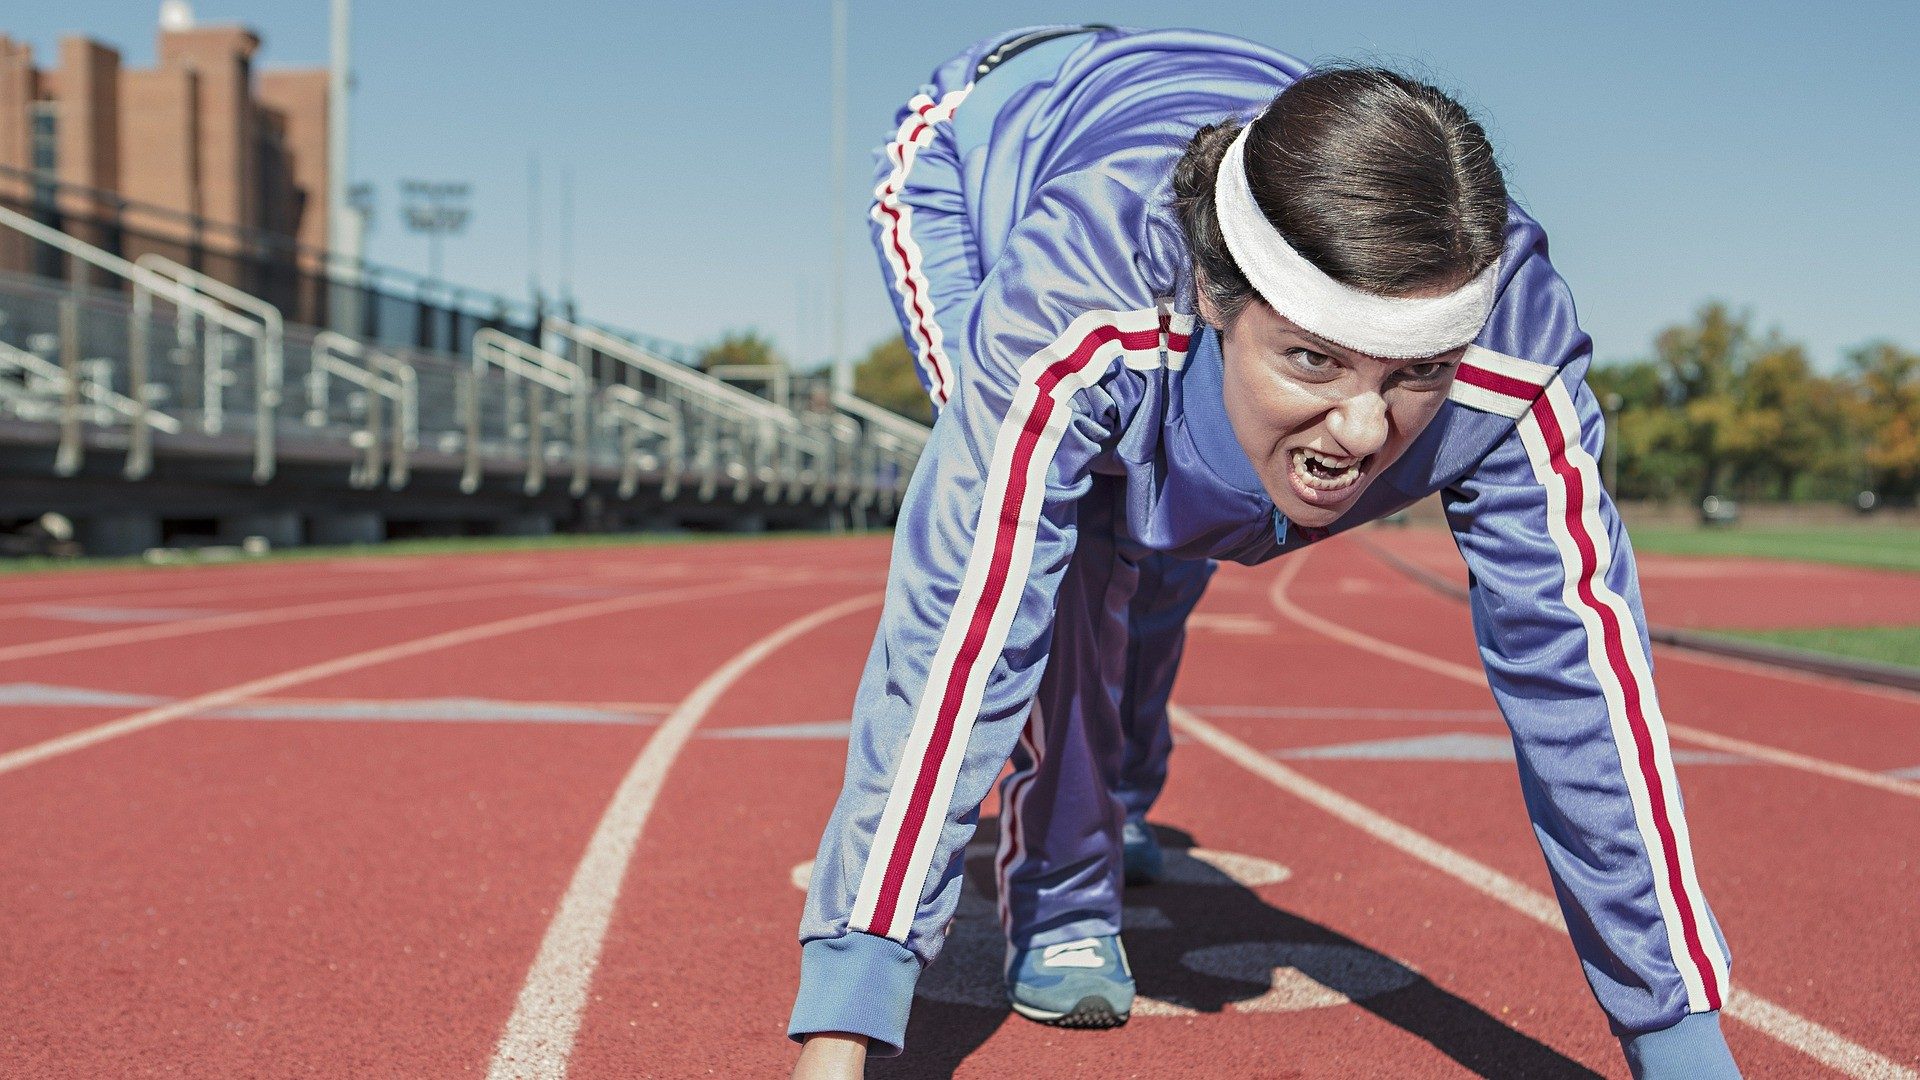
[1620,1011,1741,1079]
[787,933,921,1058]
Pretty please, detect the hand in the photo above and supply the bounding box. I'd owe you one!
[791,1032,868,1080]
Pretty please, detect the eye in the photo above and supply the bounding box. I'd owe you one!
[1396,360,1455,386]
[1284,348,1337,376]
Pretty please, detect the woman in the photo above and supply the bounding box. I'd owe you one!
[791,26,1741,1080]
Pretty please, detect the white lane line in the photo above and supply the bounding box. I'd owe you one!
[0,573,646,664]
[1169,704,1916,1080]
[484,592,882,1080]
[1268,552,1920,801]
[0,577,790,778]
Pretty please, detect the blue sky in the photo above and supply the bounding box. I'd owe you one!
[10,2,1918,369]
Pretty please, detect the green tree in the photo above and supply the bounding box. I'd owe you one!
[1724,342,1851,499]
[696,329,785,373]
[1653,303,1751,501]
[1589,359,1694,500]
[1846,341,1920,503]
[852,336,935,425]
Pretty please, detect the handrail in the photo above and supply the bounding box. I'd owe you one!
[0,203,282,481]
[602,383,685,499]
[0,339,182,432]
[310,331,415,490]
[466,329,591,496]
[706,363,790,411]
[832,391,933,446]
[137,253,287,484]
[543,316,795,426]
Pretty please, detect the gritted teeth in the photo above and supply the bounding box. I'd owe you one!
[1290,447,1367,491]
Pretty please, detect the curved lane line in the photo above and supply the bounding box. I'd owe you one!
[1169,703,1917,1080]
[1269,551,1920,801]
[484,591,883,1080]
[0,577,801,778]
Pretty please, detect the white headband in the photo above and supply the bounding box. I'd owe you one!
[1212,123,1499,359]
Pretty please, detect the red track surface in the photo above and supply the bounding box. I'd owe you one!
[1364,527,1920,631]
[1,534,1914,1078]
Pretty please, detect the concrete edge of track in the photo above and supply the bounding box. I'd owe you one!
[1353,532,1920,694]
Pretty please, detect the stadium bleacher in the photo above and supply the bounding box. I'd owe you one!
[0,201,927,555]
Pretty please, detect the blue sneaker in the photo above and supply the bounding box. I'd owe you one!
[1006,935,1134,1028]
[1122,818,1163,886]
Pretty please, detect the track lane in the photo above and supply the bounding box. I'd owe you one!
[1360,527,1920,632]
[563,563,1615,1078]
[487,590,883,1079]
[1285,538,1920,782]
[0,569,876,1077]
[1232,548,1917,1072]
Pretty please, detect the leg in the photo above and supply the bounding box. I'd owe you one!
[1115,551,1214,882]
[995,479,1137,1024]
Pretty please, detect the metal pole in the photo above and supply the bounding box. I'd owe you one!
[829,0,849,394]
[328,0,363,333]
[560,166,574,318]
[528,154,542,310]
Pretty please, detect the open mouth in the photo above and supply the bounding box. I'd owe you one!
[1288,447,1367,493]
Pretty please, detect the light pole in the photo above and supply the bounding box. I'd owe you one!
[327,0,361,334]
[401,180,471,288]
[829,0,849,394]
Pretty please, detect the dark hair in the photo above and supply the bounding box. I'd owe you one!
[1173,67,1509,327]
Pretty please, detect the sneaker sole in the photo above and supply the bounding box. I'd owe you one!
[1009,994,1131,1029]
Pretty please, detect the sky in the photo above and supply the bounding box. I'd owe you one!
[8,2,1918,371]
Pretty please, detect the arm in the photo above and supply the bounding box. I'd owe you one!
[1446,360,1738,1076]
[793,176,1176,1057]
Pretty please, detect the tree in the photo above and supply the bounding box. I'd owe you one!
[696,330,784,373]
[1846,341,1920,503]
[852,336,935,425]
[1589,359,1694,500]
[1653,303,1750,501]
[1724,342,1850,499]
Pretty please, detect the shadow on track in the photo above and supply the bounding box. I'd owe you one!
[872,822,1603,1080]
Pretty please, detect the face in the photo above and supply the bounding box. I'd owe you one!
[1214,300,1463,528]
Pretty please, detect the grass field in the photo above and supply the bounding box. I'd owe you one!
[0,529,869,577]
[1627,525,1920,573]
[1709,626,1920,671]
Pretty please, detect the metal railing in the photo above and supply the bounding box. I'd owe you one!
[545,317,799,504]
[0,336,183,477]
[463,329,591,496]
[0,203,280,480]
[135,253,285,481]
[308,331,416,490]
[600,383,685,499]
[2,203,929,518]
[833,391,931,513]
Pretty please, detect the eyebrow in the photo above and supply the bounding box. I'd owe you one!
[1289,326,1457,366]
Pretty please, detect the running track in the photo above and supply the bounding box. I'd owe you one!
[0,534,1913,1077]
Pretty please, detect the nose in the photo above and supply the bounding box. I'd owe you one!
[1327,390,1390,457]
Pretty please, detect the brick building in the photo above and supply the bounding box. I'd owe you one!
[0,12,329,274]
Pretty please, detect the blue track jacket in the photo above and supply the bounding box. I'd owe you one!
[792,26,1731,1059]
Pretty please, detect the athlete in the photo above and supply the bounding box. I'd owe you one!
[791,26,1741,1080]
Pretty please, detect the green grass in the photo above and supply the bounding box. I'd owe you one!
[1626,525,1920,573]
[0,529,879,577]
[1708,625,1920,670]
